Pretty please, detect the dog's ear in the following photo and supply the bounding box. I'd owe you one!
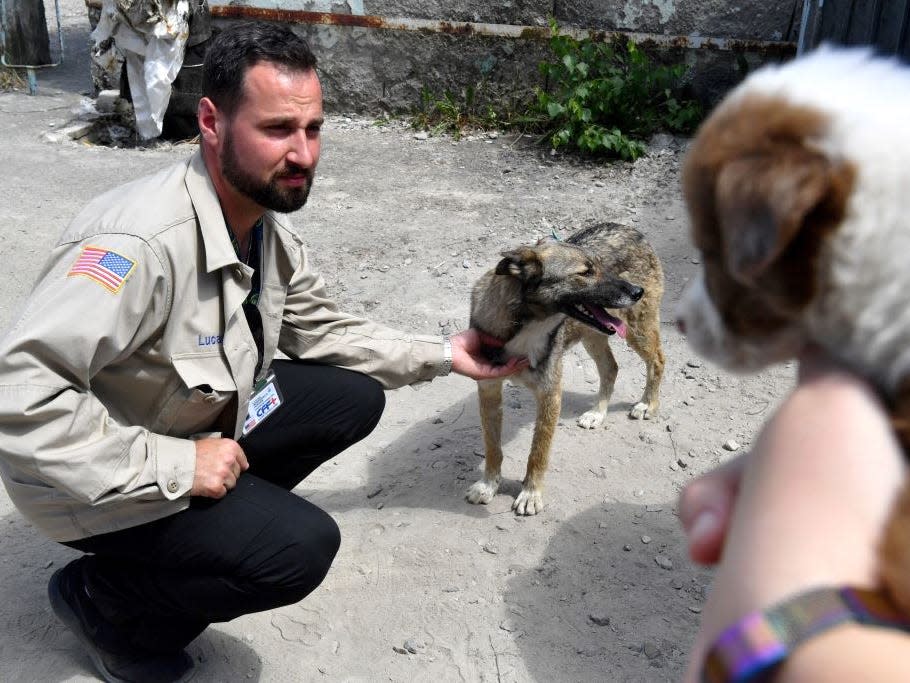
[715,150,839,282]
[496,248,542,282]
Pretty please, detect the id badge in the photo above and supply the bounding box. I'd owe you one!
[242,371,283,436]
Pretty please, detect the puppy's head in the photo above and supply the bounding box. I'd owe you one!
[676,64,856,371]
[496,240,642,336]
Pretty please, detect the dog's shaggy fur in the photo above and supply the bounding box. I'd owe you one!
[675,46,910,613]
[468,222,665,515]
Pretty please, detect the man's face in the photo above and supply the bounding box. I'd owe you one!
[218,63,323,213]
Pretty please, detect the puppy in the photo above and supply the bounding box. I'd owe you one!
[675,47,910,613]
[467,222,665,515]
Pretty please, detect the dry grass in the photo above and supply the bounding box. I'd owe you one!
[0,67,27,92]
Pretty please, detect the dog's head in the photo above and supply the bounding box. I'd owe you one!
[496,239,643,337]
[676,47,910,376]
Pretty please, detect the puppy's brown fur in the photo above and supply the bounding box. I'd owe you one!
[467,222,665,515]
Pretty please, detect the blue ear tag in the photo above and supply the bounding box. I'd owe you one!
[242,371,283,435]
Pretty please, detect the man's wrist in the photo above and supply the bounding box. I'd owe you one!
[440,334,453,376]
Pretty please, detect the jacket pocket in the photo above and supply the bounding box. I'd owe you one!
[156,353,236,437]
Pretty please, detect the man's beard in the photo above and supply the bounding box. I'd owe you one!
[221,128,313,213]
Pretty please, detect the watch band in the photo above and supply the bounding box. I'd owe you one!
[440,334,453,376]
[702,585,910,683]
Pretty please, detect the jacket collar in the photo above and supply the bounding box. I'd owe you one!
[185,150,237,274]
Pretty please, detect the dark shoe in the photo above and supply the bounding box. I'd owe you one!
[48,560,195,683]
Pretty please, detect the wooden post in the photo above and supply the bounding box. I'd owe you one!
[2,0,51,65]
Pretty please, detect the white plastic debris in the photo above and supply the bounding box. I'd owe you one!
[90,0,190,139]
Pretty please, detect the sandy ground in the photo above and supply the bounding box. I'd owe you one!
[0,7,796,682]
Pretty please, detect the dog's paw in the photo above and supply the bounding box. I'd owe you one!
[629,402,655,420]
[577,410,606,429]
[512,488,544,515]
[466,478,500,505]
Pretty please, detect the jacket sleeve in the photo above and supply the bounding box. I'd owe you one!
[278,244,445,389]
[0,235,196,506]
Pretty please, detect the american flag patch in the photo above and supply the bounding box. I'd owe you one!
[67,246,136,293]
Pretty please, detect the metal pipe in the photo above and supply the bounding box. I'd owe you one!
[205,6,796,55]
[0,0,65,94]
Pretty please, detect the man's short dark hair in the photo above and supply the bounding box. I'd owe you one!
[202,21,318,116]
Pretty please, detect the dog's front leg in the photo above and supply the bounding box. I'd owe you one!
[466,379,504,505]
[514,382,562,515]
[577,333,618,428]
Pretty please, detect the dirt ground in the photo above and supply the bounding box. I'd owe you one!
[0,6,796,682]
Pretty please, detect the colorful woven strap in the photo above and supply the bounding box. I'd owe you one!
[702,586,910,683]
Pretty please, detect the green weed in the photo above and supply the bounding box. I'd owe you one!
[534,20,702,160]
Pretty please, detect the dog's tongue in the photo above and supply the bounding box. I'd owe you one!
[585,304,627,338]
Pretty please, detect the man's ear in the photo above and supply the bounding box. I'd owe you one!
[496,247,542,282]
[197,97,221,145]
[715,150,835,283]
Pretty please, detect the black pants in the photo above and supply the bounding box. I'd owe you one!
[63,360,385,653]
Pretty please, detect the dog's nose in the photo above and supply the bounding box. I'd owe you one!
[676,318,686,335]
[629,285,644,301]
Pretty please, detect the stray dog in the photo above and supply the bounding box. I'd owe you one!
[675,47,910,613]
[467,222,665,515]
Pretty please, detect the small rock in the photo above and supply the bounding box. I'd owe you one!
[643,642,661,659]
[403,639,423,653]
[640,535,652,544]
[688,605,703,614]
[686,359,702,368]
[413,131,429,140]
[671,578,684,589]
[482,543,498,555]
[366,486,383,499]
[594,180,605,188]
[588,614,611,626]
[669,461,679,471]
[654,555,673,570]
[392,645,409,654]
[499,619,518,632]
[677,459,688,469]
[623,544,632,552]
[95,89,121,113]
[432,416,444,424]
[723,439,741,452]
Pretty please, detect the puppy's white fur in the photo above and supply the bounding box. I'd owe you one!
[677,47,910,393]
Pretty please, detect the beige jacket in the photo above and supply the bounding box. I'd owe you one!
[0,151,445,541]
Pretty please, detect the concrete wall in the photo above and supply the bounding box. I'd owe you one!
[158,0,800,135]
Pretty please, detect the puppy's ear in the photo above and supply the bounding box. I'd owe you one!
[715,150,836,282]
[496,248,542,282]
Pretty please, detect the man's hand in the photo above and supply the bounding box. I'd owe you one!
[450,329,528,380]
[193,437,250,498]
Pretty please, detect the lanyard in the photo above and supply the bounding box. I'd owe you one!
[226,218,265,377]
[227,218,264,305]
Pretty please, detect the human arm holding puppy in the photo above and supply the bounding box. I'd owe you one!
[680,350,910,682]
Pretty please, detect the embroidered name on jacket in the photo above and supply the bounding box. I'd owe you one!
[68,246,136,293]
[198,334,223,347]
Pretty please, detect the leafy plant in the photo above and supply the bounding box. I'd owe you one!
[533,20,702,160]
[412,83,511,139]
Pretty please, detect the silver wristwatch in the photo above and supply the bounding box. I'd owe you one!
[440,334,453,376]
